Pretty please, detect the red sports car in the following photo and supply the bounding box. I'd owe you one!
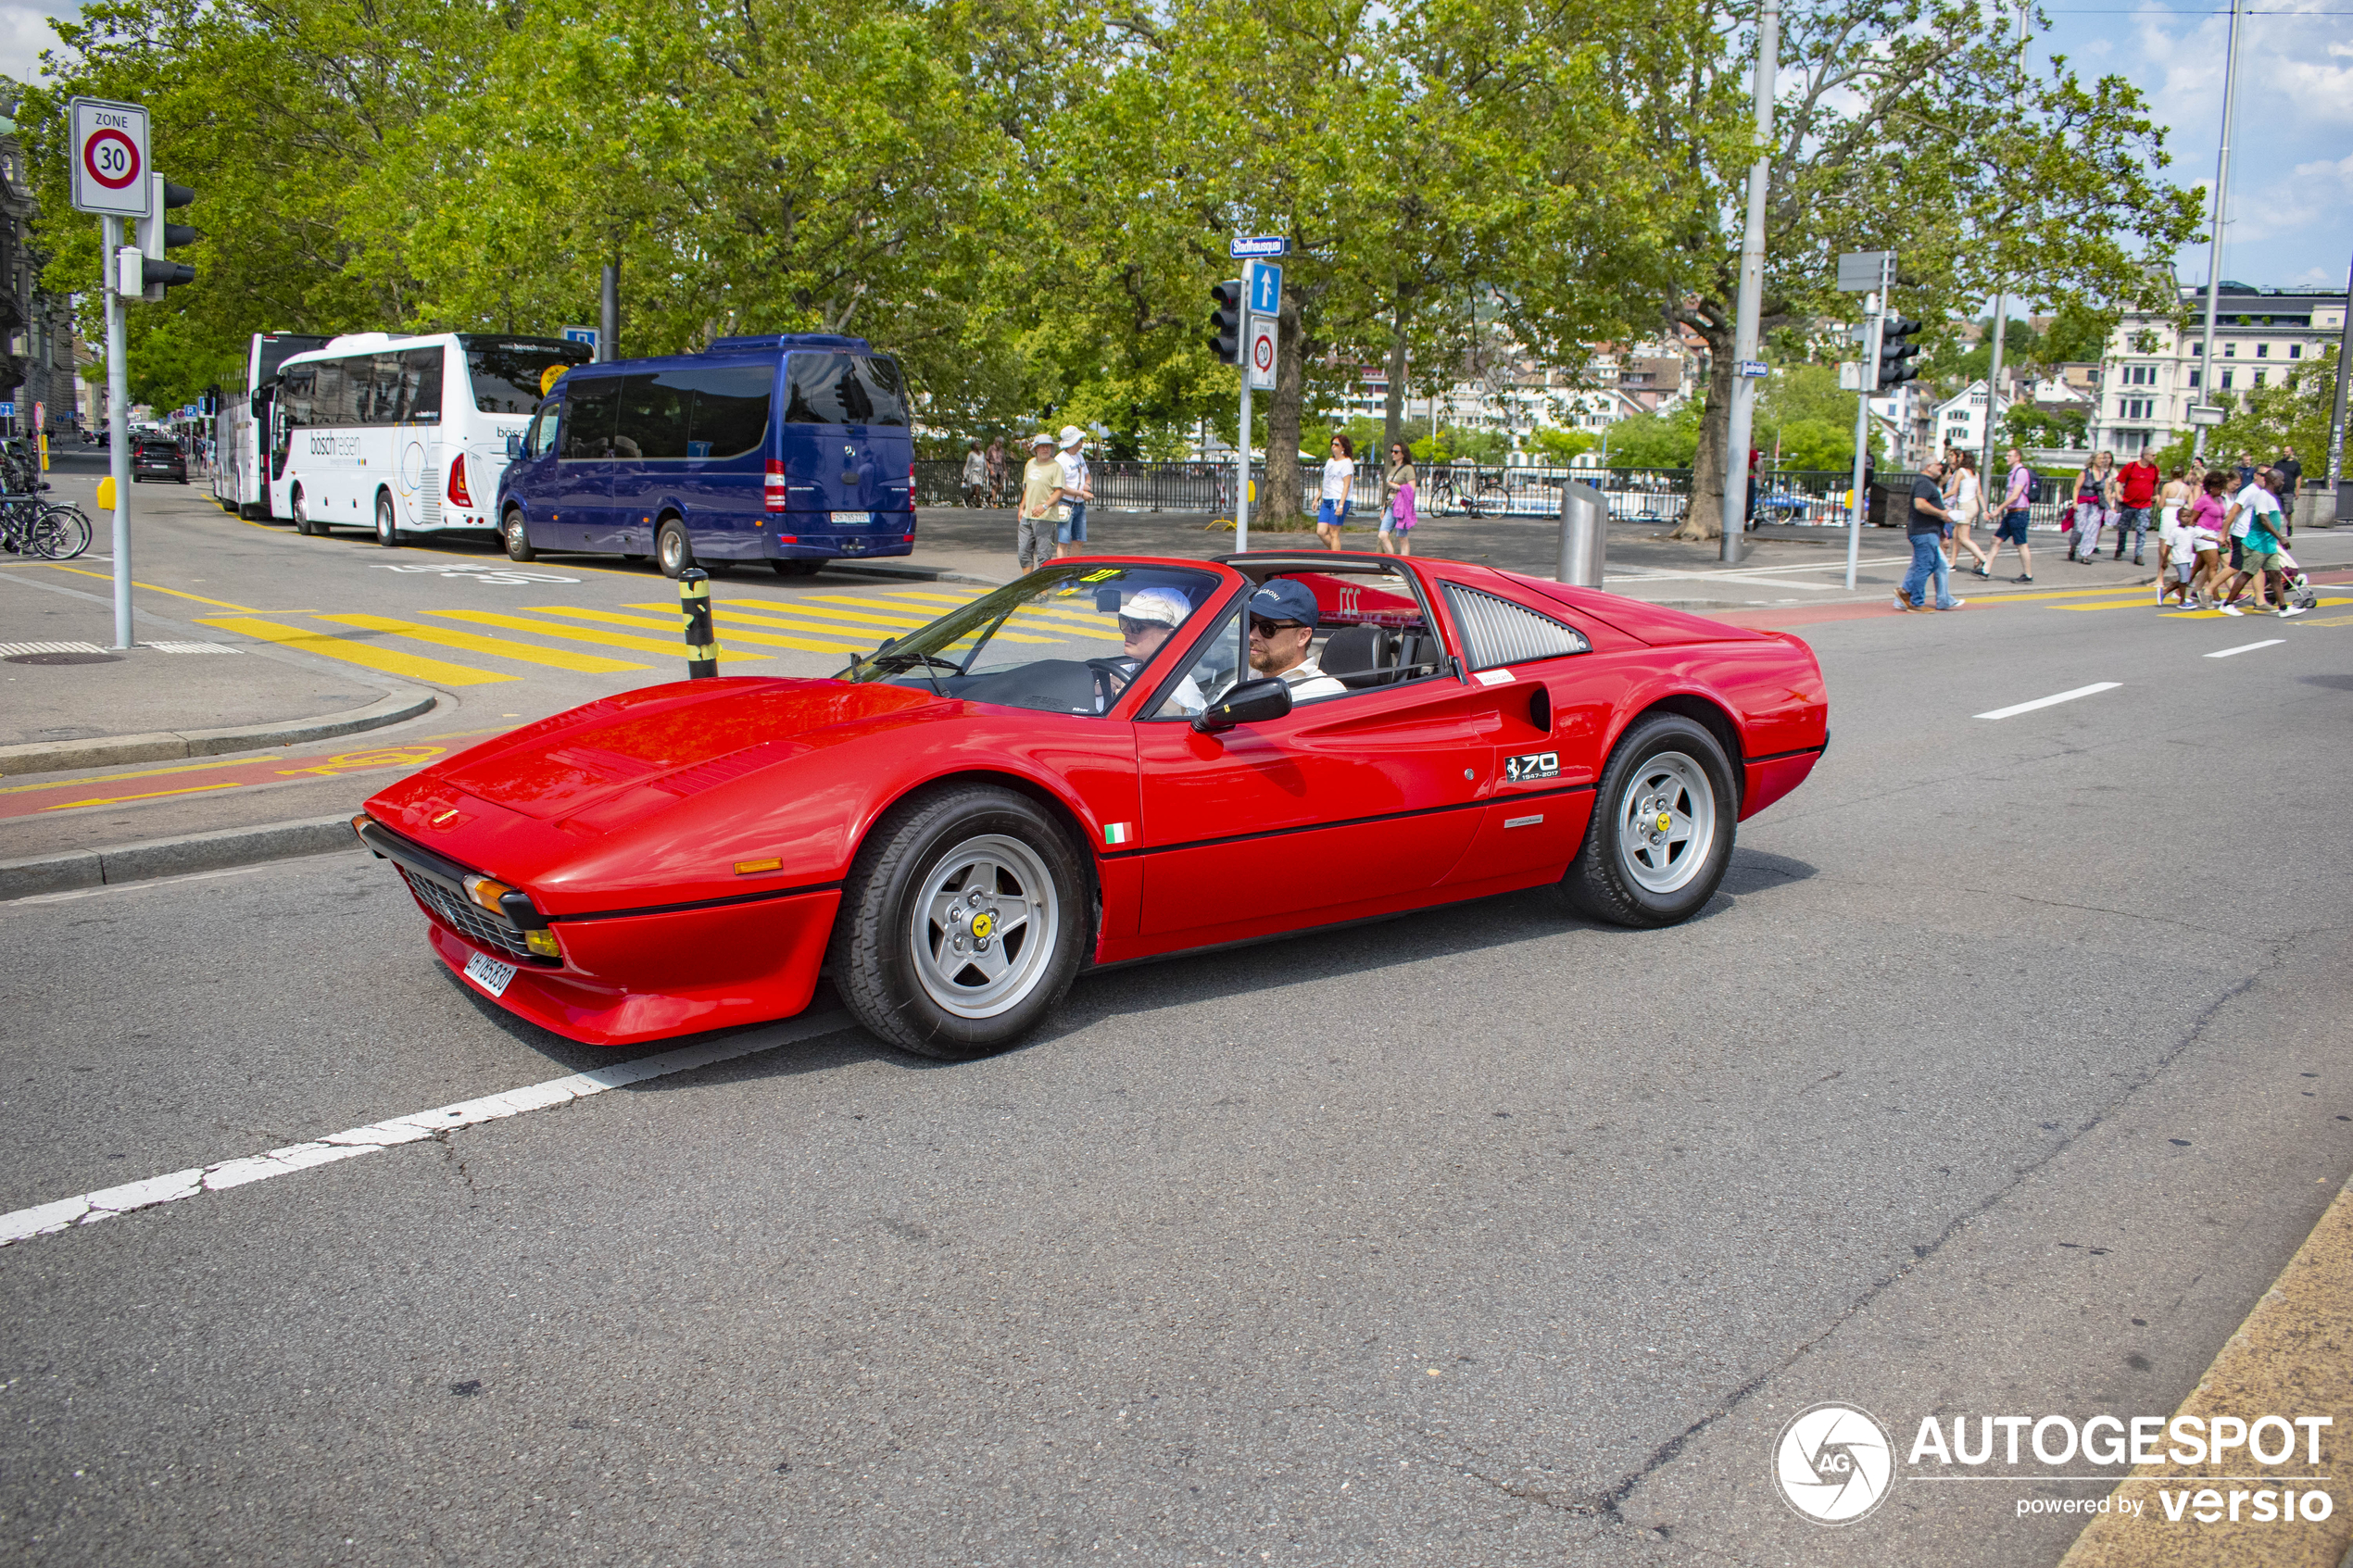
[356,552,1828,1059]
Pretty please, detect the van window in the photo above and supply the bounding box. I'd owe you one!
[469,339,595,415]
[525,401,559,458]
[783,354,908,426]
[613,374,690,460]
[560,379,623,459]
[678,365,771,458]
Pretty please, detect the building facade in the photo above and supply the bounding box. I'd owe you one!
[2093,283,2347,457]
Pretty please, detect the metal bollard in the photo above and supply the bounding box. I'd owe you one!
[678,567,717,679]
[1556,481,1606,586]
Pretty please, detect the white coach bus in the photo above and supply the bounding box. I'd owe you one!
[266,332,593,544]
[211,332,329,520]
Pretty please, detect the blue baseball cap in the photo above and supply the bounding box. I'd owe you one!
[1247,579,1320,630]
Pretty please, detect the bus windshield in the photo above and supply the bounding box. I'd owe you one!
[464,338,595,415]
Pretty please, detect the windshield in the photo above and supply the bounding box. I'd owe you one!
[464,337,596,415]
[840,563,1225,716]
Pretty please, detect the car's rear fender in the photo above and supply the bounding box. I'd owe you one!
[1585,640,1825,822]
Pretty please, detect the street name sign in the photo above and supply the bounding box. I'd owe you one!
[2186,404,2226,427]
[1835,250,1894,293]
[1230,235,1289,259]
[1737,359,1768,379]
[1247,315,1278,392]
[1249,262,1283,318]
[69,98,150,218]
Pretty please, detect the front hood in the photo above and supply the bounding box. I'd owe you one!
[429,678,939,823]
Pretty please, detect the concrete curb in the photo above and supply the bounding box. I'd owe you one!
[0,686,438,779]
[0,815,363,901]
[824,561,1010,587]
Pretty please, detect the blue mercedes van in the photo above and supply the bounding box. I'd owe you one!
[495,333,917,578]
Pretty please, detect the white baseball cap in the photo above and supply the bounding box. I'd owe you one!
[1120,586,1190,627]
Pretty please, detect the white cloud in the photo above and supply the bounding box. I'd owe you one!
[0,0,76,86]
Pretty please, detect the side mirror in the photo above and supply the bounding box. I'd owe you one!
[1191,676,1292,734]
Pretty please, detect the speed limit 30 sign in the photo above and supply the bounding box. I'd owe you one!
[69,97,151,217]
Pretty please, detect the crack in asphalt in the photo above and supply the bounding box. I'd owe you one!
[1571,934,2303,1524]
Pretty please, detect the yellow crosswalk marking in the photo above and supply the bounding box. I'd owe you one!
[533,605,867,656]
[318,613,648,672]
[427,609,766,662]
[638,600,1059,645]
[2075,595,2349,614]
[198,617,516,685]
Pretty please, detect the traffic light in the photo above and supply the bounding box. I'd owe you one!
[1877,318,1922,391]
[1208,280,1244,365]
[130,174,197,300]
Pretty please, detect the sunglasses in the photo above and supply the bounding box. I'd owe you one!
[1250,618,1304,638]
[1116,617,1164,638]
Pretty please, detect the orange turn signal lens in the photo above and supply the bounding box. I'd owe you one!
[734,857,783,875]
[462,874,512,913]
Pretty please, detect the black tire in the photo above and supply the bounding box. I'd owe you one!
[374,491,401,546]
[1555,711,1737,928]
[503,509,535,562]
[656,517,691,579]
[832,784,1089,1060]
[291,487,315,535]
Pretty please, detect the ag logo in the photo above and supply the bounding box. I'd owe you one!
[1504,750,1559,783]
[1772,1402,1894,1525]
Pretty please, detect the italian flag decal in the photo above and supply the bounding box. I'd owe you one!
[1103,822,1134,846]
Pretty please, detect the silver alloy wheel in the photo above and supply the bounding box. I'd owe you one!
[908,833,1060,1020]
[659,525,686,575]
[1616,749,1716,895]
[292,489,310,534]
[375,492,398,546]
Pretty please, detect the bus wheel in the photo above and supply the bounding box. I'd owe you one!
[656,518,692,580]
[292,488,314,535]
[503,511,535,562]
[374,492,402,547]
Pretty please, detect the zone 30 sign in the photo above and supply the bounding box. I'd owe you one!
[68,97,151,218]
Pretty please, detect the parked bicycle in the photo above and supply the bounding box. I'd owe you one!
[1425,467,1508,517]
[0,440,94,560]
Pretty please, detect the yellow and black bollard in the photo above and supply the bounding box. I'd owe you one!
[678,567,718,679]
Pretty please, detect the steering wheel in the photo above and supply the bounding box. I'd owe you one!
[1085,657,1135,714]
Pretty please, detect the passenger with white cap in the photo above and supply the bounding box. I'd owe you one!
[1055,425,1094,558]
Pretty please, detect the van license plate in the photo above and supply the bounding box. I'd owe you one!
[831,510,872,525]
[463,950,517,997]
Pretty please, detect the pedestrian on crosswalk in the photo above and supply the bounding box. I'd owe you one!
[2069,452,2117,563]
[1894,458,1964,611]
[1982,447,2035,583]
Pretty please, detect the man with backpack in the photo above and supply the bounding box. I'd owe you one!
[1982,447,2036,583]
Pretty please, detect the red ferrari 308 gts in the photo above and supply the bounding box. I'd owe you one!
[356,551,1829,1059]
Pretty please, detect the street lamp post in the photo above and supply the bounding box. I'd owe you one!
[2193,0,2243,460]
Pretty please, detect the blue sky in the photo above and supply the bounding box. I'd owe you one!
[2037,0,2353,291]
[4,0,2347,295]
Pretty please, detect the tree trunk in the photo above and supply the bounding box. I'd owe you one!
[1672,319,1737,542]
[1265,290,1310,525]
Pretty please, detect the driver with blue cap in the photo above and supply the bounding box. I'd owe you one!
[1243,579,1346,702]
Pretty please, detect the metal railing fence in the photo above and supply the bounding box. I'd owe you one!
[914,458,2082,531]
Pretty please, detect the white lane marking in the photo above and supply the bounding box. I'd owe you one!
[2205,639,2284,659]
[1974,682,2122,721]
[0,1010,853,1249]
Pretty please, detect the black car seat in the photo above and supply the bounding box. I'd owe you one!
[1321,623,1390,690]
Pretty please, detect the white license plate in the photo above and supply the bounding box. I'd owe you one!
[830,510,872,526]
[462,949,517,997]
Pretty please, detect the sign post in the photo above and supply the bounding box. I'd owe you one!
[70,97,151,652]
[1229,253,1287,552]
[1836,251,1896,590]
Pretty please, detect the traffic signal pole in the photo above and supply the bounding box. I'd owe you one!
[1844,293,1883,591]
[1718,0,1779,562]
[1236,373,1252,554]
[103,214,134,650]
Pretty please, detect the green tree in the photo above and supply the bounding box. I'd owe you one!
[1616,0,2202,541]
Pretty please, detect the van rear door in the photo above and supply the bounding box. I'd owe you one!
[776,352,914,556]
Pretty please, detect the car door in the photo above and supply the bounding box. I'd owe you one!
[548,375,623,549]
[1128,589,1495,941]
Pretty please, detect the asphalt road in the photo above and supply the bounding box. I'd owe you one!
[4,510,2352,1566]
